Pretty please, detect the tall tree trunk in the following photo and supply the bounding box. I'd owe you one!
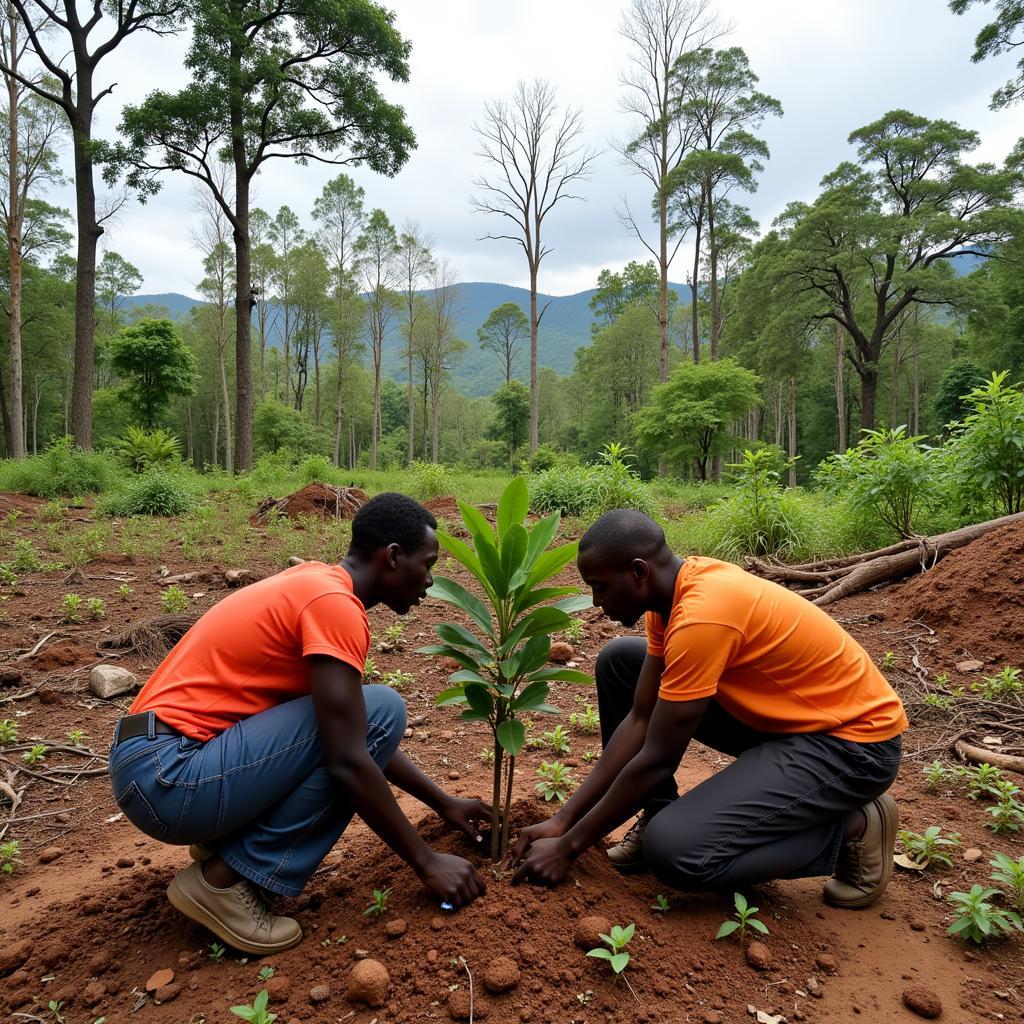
[690,209,703,364]
[708,199,719,360]
[6,20,24,459]
[406,310,415,465]
[370,324,381,469]
[313,331,320,427]
[911,337,920,436]
[431,390,440,463]
[212,390,220,468]
[334,361,344,466]
[218,332,233,475]
[774,381,783,446]
[528,263,538,453]
[0,360,11,454]
[787,376,797,488]
[835,321,847,454]
[657,188,669,383]
[70,103,100,448]
[860,369,878,431]
[186,400,193,464]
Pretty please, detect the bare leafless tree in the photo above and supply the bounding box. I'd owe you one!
[425,257,464,462]
[472,79,597,453]
[614,0,727,381]
[397,221,434,465]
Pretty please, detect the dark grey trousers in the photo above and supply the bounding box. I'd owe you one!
[596,637,902,890]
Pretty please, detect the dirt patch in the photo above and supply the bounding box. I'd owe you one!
[252,483,369,524]
[422,496,461,521]
[896,517,1024,667]
[29,643,90,670]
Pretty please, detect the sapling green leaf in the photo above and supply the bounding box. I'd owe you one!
[716,892,769,945]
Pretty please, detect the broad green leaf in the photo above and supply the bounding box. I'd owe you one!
[436,686,467,706]
[416,644,481,673]
[437,531,487,587]
[524,511,561,570]
[459,501,494,545]
[514,586,581,614]
[496,718,526,755]
[503,607,571,652]
[619,924,635,943]
[436,622,490,656]
[512,680,549,711]
[734,893,748,913]
[749,919,770,934]
[463,682,495,717]
[715,921,740,939]
[610,952,630,974]
[497,476,529,538]
[449,669,491,686]
[500,523,529,581]
[586,948,612,960]
[525,668,593,685]
[516,634,551,676]
[524,540,578,591]
[553,594,593,613]
[474,533,508,598]
[427,577,494,637]
[460,709,490,723]
[531,703,561,714]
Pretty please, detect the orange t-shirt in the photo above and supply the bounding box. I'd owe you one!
[646,557,907,742]
[131,562,370,741]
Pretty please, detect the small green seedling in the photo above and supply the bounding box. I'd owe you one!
[48,1000,65,1024]
[898,826,961,868]
[965,762,1004,800]
[60,593,81,623]
[381,669,414,691]
[586,923,634,975]
[986,781,1024,834]
[118,583,133,601]
[582,749,598,763]
[971,667,1023,701]
[990,853,1024,913]
[0,719,18,745]
[1,839,22,876]
[947,885,1023,944]
[363,656,379,680]
[542,724,571,754]
[22,743,47,766]
[209,941,227,962]
[479,747,494,765]
[87,597,106,620]
[569,705,600,735]
[162,586,189,614]
[922,692,959,711]
[363,887,391,917]
[230,989,276,1024]
[881,651,896,670]
[0,564,17,585]
[716,891,769,945]
[535,761,575,803]
[257,966,275,982]
[922,760,952,789]
[381,622,405,649]
[935,671,950,686]
[563,618,585,644]
[651,894,670,913]
[67,728,88,747]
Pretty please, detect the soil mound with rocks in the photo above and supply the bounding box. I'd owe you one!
[252,483,368,524]
[898,517,1024,667]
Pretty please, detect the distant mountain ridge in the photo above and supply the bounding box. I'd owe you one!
[127,281,694,398]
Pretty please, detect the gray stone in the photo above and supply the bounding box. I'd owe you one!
[89,665,139,700]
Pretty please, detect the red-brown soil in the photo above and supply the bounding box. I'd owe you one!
[252,483,369,523]
[1,495,1022,1024]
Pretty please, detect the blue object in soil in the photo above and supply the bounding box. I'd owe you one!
[440,901,454,911]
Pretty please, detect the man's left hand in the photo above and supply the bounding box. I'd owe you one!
[439,796,492,845]
[511,836,576,886]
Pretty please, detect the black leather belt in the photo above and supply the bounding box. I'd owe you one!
[116,711,181,744]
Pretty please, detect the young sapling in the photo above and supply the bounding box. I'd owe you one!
[971,667,1023,701]
[651,894,670,913]
[230,989,276,1024]
[898,826,961,868]
[542,724,571,754]
[922,760,952,789]
[48,1000,65,1024]
[118,583,133,601]
[67,728,88,747]
[0,719,17,745]
[363,887,391,917]
[569,705,600,735]
[161,586,189,614]
[947,885,1023,944]
[965,763,1004,800]
[381,622,405,649]
[1,839,22,876]
[716,892,769,945]
[563,617,585,644]
[87,597,106,620]
[59,593,81,623]
[989,853,1024,913]
[381,669,414,691]
[535,760,575,803]
[986,781,1024,834]
[586,924,639,1002]
[22,743,47,766]
[208,941,227,962]
[881,650,896,670]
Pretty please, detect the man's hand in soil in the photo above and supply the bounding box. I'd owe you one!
[508,816,568,867]
[510,835,576,887]
[417,850,487,908]
[438,796,492,845]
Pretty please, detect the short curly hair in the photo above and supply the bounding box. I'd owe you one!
[349,492,437,557]
[579,509,666,568]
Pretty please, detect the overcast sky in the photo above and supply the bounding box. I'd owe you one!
[47,0,1023,298]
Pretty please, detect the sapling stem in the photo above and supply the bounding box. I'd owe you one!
[459,956,474,1023]
[500,754,515,858]
[490,736,502,862]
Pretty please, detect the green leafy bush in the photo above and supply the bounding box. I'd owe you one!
[530,447,657,522]
[0,436,115,498]
[297,453,334,484]
[410,460,454,500]
[115,426,182,473]
[99,472,194,517]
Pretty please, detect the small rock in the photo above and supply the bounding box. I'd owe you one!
[963,950,979,962]
[745,941,772,971]
[89,664,139,699]
[225,568,259,587]
[353,948,369,959]
[146,968,175,992]
[902,986,942,1019]
[806,977,822,998]
[963,848,983,863]
[549,641,574,664]
[309,984,331,1004]
[483,956,520,994]
[88,953,111,976]
[82,980,107,1007]
[440,730,454,740]
[38,846,64,864]
[880,911,896,920]
[0,666,23,687]
[703,1013,724,1024]
[384,918,408,939]
[431,916,445,931]
[346,959,389,1008]
[815,954,837,974]
[956,659,983,673]
[153,983,181,1004]
[909,918,926,931]
[265,976,291,1003]
[427,949,439,964]
[449,990,489,1020]
[574,915,611,950]
[448,771,460,781]
[116,857,135,869]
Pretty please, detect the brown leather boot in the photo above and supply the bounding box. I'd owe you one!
[607,813,651,875]
[823,793,898,909]
[167,861,302,954]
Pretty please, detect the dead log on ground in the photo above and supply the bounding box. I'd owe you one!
[745,511,1024,607]
[955,740,1024,777]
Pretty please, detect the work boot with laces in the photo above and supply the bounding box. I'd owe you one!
[823,793,898,909]
[607,813,652,874]
[167,861,303,954]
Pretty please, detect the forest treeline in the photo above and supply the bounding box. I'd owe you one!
[1,0,1023,484]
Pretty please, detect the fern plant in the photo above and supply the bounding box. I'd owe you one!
[422,477,591,859]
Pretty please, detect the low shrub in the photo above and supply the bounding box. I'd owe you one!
[530,458,657,522]
[115,426,182,473]
[0,436,115,497]
[410,460,454,500]
[297,454,334,485]
[98,471,194,517]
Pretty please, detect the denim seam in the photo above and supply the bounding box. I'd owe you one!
[220,849,301,899]
[268,791,343,893]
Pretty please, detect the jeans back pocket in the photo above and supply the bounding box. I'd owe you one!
[115,779,168,840]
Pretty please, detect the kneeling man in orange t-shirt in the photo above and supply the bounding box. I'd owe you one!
[109,493,488,954]
[513,508,906,909]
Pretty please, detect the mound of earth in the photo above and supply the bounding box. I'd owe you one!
[252,483,368,524]
[898,517,1024,667]
[422,496,460,521]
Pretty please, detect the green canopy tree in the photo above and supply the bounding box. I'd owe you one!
[115,0,415,471]
[96,251,143,333]
[489,379,530,463]
[950,0,1024,108]
[634,357,760,479]
[588,261,660,335]
[775,110,1024,430]
[108,318,197,429]
[478,301,528,383]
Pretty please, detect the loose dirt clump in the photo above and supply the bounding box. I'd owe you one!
[422,495,461,521]
[252,483,368,524]
[899,517,1024,666]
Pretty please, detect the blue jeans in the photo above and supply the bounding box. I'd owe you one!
[108,685,406,897]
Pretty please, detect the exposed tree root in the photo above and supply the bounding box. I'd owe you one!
[745,511,1024,606]
[955,740,1024,777]
[97,613,198,660]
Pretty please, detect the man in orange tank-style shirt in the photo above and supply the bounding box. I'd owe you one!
[513,509,906,909]
[109,493,488,955]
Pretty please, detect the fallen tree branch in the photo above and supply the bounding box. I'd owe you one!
[955,740,1024,777]
[745,511,1024,606]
